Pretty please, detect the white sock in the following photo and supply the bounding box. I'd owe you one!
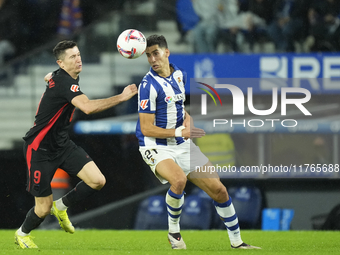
[55,198,68,211]
[17,227,29,236]
[214,197,243,247]
[166,189,184,233]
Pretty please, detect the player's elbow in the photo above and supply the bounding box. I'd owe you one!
[140,125,151,137]
[80,104,96,115]
[73,96,97,115]
[140,127,148,136]
[82,108,95,115]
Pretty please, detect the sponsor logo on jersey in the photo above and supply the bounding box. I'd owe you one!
[165,96,173,103]
[173,93,185,101]
[165,94,185,104]
[70,84,79,92]
[140,99,149,110]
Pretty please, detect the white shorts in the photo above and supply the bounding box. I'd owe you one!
[139,139,209,184]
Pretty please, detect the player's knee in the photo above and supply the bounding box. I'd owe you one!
[172,176,187,193]
[92,174,106,190]
[212,185,228,203]
[98,174,106,189]
[35,202,53,218]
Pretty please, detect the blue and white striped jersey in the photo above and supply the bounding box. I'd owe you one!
[136,63,187,147]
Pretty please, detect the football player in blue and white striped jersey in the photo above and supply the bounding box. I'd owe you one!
[136,35,260,250]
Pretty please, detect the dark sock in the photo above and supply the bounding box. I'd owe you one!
[21,207,44,234]
[62,181,98,207]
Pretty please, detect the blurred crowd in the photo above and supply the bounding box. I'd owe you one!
[177,0,340,53]
[0,0,124,66]
[1,0,340,67]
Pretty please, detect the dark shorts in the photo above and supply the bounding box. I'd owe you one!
[23,140,92,197]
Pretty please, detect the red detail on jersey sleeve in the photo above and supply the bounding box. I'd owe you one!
[140,99,149,110]
[70,85,79,92]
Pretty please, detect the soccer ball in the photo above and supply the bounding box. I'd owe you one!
[117,29,146,59]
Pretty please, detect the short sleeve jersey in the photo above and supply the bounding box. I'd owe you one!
[136,63,187,147]
[23,68,83,156]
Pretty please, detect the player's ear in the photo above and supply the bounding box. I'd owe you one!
[165,48,170,57]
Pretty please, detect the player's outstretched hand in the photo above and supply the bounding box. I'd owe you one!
[121,84,138,101]
[182,126,206,139]
[182,113,205,139]
[190,127,206,138]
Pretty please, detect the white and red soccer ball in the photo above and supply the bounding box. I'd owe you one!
[117,29,146,59]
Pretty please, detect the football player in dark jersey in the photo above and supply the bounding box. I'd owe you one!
[15,40,137,249]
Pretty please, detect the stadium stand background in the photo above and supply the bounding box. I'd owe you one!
[1,0,340,230]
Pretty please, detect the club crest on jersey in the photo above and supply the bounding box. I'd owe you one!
[140,99,149,110]
[165,96,173,104]
[176,76,184,87]
[70,84,79,92]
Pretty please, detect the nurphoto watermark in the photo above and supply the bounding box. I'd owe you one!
[189,78,316,179]
[195,80,312,129]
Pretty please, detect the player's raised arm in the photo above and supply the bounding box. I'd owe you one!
[71,84,137,115]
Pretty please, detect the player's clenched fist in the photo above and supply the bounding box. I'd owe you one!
[121,84,138,101]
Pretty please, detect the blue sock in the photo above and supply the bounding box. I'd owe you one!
[214,197,243,247]
[166,189,184,233]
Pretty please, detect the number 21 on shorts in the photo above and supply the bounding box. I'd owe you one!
[143,149,158,166]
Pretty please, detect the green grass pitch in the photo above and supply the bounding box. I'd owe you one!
[1,230,339,255]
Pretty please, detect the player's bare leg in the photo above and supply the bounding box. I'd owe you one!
[77,161,106,190]
[188,161,261,249]
[156,159,187,249]
[51,161,106,233]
